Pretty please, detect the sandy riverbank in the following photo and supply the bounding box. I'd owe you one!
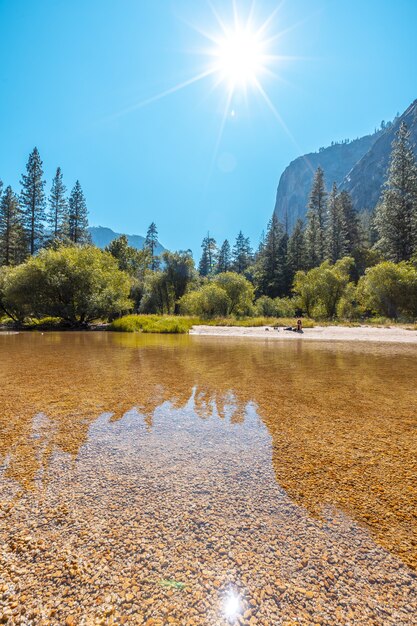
[190,324,417,343]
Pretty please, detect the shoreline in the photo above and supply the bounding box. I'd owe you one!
[190,324,417,344]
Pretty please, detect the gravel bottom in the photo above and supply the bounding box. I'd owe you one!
[1,402,416,626]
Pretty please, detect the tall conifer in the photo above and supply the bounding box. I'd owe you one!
[48,167,68,239]
[326,182,348,263]
[375,122,417,261]
[68,180,89,244]
[0,186,26,265]
[216,239,231,273]
[20,147,46,254]
[145,222,160,270]
[305,167,327,267]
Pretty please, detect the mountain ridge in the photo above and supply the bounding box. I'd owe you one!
[88,226,165,255]
[274,99,417,231]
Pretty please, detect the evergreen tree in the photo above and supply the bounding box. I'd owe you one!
[0,186,26,266]
[198,233,217,276]
[20,147,46,254]
[68,180,89,244]
[305,166,327,267]
[339,190,360,253]
[144,222,160,270]
[254,214,289,297]
[287,218,306,276]
[232,231,253,274]
[216,239,231,273]
[326,182,348,263]
[375,122,417,261]
[48,167,68,239]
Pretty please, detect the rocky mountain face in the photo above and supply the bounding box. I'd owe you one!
[274,99,417,232]
[339,100,417,209]
[89,226,165,255]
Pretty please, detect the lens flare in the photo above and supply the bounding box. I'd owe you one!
[223,590,241,622]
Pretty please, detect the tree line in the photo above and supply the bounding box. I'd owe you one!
[0,148,90,265]
[196,121,417,300]
[0,122,416,325]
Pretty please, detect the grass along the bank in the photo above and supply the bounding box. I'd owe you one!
[202,316,316,328]
[109,315,316,333]
[109,315,196,334]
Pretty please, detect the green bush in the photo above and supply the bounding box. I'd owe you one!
[293,257,354,319]
[0,245,132,325]
[255,295,296,317]
[179,284,231,318]
[179,272,254,319]
[357,261,417,320]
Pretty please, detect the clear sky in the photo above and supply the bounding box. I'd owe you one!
[1,0,416,256]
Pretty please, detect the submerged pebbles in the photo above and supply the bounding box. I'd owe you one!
[0,333,416,624]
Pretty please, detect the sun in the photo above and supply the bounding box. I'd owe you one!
[212,26,265,90]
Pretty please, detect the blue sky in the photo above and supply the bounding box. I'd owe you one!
[1,0,416,256]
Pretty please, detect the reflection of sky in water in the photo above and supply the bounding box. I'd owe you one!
[0,332,417,624]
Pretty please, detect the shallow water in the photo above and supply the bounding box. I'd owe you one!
[0,332,416,625]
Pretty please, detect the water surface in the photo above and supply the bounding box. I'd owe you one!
[0,332,416,625]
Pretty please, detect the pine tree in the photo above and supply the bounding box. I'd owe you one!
[339,190,360,253]
[305,166,327,267]
[231,231,252,274]
[145,222,160,270]
[68,180,89,244]
[216,239,231,273]
[198,233,217,276]
[20,147,46,254]
[0,186,26,266]
[254,214,288,297]
[326,182,348,263]
[48,167,68,239]
[287,218,306,275]
[375,122,417,261]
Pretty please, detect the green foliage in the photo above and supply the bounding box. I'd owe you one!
[179,283,231,318]
[179,272,254,318]
[202,316,315,328]
[293,257,354,319]
[0,186,27,266]
[106,235,150,276]
[198,233,217,276]
[212,272,254,316]
[140,250,197,314]
[326,182,348,263]
[216,239,231,273]
[255,295,296,318]
[0,245,132,324]
[68,180,89,244]
[144,222,160,270]
[357,261,417,319]
[253,214,289,298]
[110,314,194,333]
[305,166,327,267]
[374,122,417,262]
[287,218,306,276]
[48,167,68,239]
[20,147,46,255]
[232,231,252,274]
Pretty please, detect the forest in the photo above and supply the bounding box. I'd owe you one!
[1,122,416,328]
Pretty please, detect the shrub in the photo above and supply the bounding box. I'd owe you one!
[293,257,354,319]
[255,295,296,317]
[357,261,417,320]
[179,284,231,318]
[0,246,132,325]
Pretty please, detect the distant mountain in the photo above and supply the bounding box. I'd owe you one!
[89,226,165,256]
[273,99,417,231]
